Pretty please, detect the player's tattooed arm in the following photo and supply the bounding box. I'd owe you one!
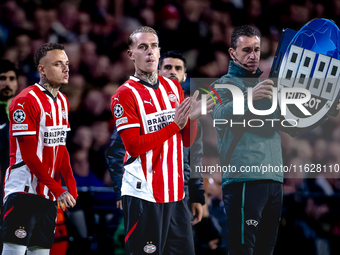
[135,69,158,85]
[57,191,76,211]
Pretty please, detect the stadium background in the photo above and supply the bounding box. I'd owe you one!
[1,0,340,254]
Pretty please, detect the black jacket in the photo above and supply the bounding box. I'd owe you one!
[0,102,10,176]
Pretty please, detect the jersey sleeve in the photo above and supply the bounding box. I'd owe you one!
[120,122,180,158]
[9,96,39,137]
[60,146,78,199]
[17,135,67,198]
[111,89,141,132]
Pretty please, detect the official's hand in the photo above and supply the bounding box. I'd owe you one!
[174,97,191,129]
[252,79,274,101]
[57,191,76,211]
[208,239,219,250]
[116,200,123,210]
[190,90,216,120]
[336,99,340,110]
[191,202,203,225]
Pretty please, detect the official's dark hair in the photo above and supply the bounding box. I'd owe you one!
[128,26,158,49]
[34,43,65,67]
[231,25,261,49]
[159,51,187,70]
[0,59,19,78]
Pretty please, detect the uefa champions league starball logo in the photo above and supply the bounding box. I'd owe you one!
[13,109,26,123]
[114,104,124,118]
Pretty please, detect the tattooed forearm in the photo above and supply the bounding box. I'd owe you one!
[135,69,158,85]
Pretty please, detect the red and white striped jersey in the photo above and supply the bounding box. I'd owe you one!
[111,76,185,203]
[4,84,71,202]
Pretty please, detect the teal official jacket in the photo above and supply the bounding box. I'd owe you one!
[211,61,283,188]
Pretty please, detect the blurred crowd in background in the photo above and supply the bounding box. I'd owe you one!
[1,0,340,254]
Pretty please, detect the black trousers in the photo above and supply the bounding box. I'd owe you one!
[122,196,195,255]
[223,180,282,255]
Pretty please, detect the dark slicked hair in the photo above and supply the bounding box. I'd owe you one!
[34,43,65,67]
[159,51,187,70]
[128,26,158,49]
[0,59,19,78]
[231,25,261,49]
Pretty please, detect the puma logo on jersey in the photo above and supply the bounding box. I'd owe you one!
[17,102,25,109]
[45,112,52,118]
[144,99,153,107]
[113,95,119,102]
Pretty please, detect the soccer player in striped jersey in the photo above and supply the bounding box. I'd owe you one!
[110,26,210,255]
[1,43,77,255]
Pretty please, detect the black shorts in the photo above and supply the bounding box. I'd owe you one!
[123,196,195,255]
[2,193,57,248]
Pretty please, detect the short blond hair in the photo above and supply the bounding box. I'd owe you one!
[128,26,158,48]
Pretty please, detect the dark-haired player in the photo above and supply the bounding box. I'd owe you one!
[158,50,205,225]
[0,59,19,189]
[1,43,77,255]
[158,50,187,84]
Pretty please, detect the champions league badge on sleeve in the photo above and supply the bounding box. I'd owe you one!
[114,104,124,118]
[270,18,340,134]
[13,109,26,123]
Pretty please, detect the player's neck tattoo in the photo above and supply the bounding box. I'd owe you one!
[135,70,158,85]
[39,76,61,98]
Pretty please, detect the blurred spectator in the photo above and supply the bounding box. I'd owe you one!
[313,138,328,165]
[83,89,108,118]
[75,11,93,44]
[67,149,104,255]
[194,176,227,255]
[61,73,86,119]
[68,149,118,255]
[0,59,19,214]
[139,7,156,27]
[70,88,111,130]
[64,43,81,74]
[69,125,93,154]
[33,8,51,42]
[89,121,110,180]
[91,55,111,84]
[79,41,98,80]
